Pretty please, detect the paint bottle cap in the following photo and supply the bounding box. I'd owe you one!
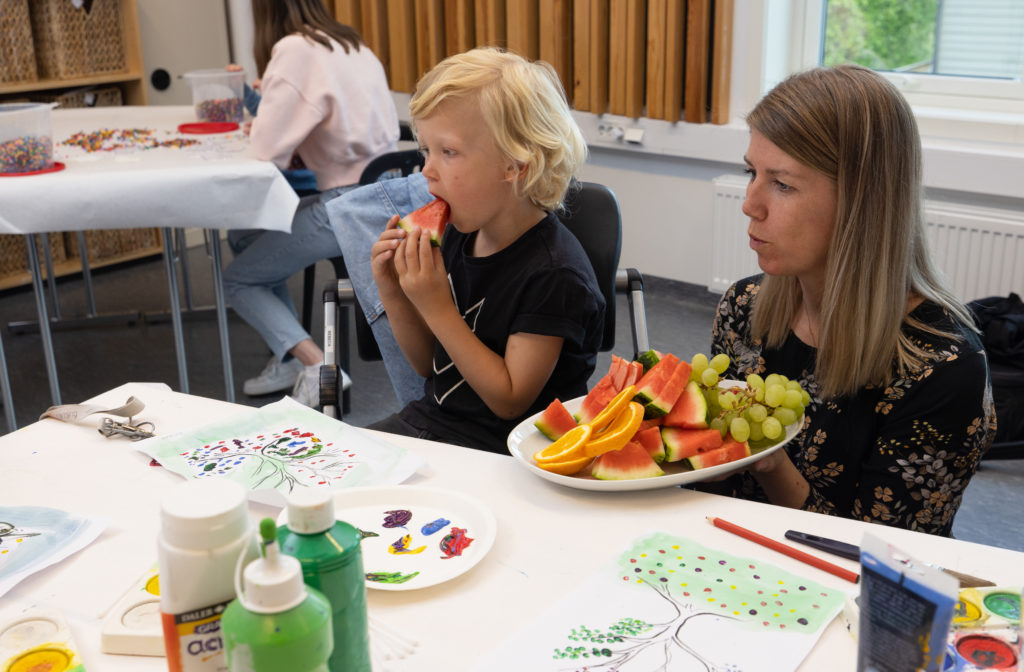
[285,489,336,535]
[159,479,248,550]
[241,519,307,614]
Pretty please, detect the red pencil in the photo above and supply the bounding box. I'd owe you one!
[707,516,860,584]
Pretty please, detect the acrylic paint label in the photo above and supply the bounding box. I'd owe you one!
[161,599,232,672]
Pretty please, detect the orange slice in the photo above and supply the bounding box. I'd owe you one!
[583,401,645,457]
[536,453,593,476]
[533,424,592,464]
[588,385,637,433]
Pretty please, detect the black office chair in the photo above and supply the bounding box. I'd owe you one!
[319,181,650,419]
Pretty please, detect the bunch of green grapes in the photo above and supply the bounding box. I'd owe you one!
[689,353,809,446]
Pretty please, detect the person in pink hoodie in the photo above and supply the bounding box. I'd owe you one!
[223,0,399,406]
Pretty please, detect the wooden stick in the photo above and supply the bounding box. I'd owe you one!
[707,516,860,584]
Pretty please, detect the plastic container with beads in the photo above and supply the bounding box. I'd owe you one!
[0,103,57,174]
[183,70,245,123]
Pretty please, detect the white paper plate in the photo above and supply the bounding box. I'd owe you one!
[507,381,804,492]
[279,485,496,591]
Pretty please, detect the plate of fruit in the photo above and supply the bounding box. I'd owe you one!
[507,351,808,492]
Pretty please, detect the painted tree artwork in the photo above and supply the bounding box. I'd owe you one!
[136,397,423,505]
[472,531,848,672]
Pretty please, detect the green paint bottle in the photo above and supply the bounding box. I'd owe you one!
[222,518,333,672]
[278,490,371,672]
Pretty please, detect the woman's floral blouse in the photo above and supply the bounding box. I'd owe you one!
[711,276,997,536]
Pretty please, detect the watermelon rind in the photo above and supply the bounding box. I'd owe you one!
[591,442,665,480]
[636,349,662,372]
[661,427,723,462]
[632,354,680,407]
[686,439,751,470]
[398,198,449,247]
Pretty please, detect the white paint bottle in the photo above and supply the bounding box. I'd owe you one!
[158,479,253,672]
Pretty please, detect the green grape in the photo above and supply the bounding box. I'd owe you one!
[746,373,765,390]
[782,389,804,410]
[748,420,765,442]
[785,379,803,392]
[701,367,720,387]
[762,416,783,439]
[764,383,786,407]
[730,416,751,443]
[800,390,811,406]
[718,392,735,410]
[764,373,785,389]
[709,353,731,375]
[691,353,709,375]
[747,403,768,422]
[709,416,727,437]
[772,407,798,426]
[753,385,765,402]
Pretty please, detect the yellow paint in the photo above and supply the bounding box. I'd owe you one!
[386,534,425,555]
[145,574,160,596]
[953,594,985,626]
[6,645,73,672]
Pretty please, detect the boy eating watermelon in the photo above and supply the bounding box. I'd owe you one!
[367,47,605,453]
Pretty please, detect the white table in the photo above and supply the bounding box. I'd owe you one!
[0,106,298,415]
[2,382,1022,670]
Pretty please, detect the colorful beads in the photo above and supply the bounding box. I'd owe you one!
[0,135,53,173]
[60,128,201,153]
[195,97,243,123]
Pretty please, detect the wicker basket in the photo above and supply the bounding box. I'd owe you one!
[29,85,123,108]
[30,0,126,80]
[64,228,161,261]
[0,0,37,83]
[0,233,68,279]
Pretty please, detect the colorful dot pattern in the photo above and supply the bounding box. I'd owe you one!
[195,97,243,123]
[617,531,842,631]
[60,128,200,153]
[0,135,52,173]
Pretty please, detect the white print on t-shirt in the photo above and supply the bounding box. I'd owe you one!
[432,278,484,406]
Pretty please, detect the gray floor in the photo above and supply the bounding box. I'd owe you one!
[1,242,1021,553]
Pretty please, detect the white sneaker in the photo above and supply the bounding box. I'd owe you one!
[243,356,303,396]
[290,365,352,408]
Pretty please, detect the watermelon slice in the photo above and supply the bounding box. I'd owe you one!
[636,349,663,372]
[623,360,644,387]
[608,354,631,392]
[534,399,578,440]
[633,426,665,462]
[398,197,449,247]
[661,427,724,462]
[663,380,709,428]
[641,359,693,419]
[591,441,665,480]
[686,437,751,470]
[576,376,618,425]
[632,353,680,408]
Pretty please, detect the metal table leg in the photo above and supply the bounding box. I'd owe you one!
[40,234,61,321]
[24,234,61,405]
[206,231,235,402]
[162,228,189,393]
[76,231,98,316]
[0,330,15,432]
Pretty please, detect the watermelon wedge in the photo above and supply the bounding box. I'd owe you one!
[686,437,751,470]
[591,441,665,480]
[661,427,723,462]
[623,360,644,387]
[663,380,709,428]
[633,426,665,462]
[632,353,680,408]
[636,349,663,372]
[641,359,693,419]
[576,375,618,425]
[534,399,578,440]
[398,197,449,247]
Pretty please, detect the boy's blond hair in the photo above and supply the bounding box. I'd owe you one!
[409,47,586,212]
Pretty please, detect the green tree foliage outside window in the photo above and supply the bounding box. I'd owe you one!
[823,0,938,72]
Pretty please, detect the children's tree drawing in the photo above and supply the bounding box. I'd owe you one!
[547,532,844,672]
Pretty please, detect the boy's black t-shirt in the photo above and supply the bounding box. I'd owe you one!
[399,212,605,453]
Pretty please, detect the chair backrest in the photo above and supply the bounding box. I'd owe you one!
[358,150,425,185]
[558,181,622,352]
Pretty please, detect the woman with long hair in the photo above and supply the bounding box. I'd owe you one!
[712,65,996,535]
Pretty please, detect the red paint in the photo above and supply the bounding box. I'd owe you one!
[955,634,1017,669]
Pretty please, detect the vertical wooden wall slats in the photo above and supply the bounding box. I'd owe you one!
[710,0,733,124]
[333,0,362,29]
[474,0,505,47]
[663,0,685,122]
[539,0,572,98]
[386,0,417,92]
[645,0,666,120]
[571,0,590,110]
[684,0,711,123]
[506,0,539,59]
[366,0,730,124]
[445,0,476,56]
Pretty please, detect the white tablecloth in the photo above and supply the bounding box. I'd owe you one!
[0,106,298,234]
[2,383,1022,671]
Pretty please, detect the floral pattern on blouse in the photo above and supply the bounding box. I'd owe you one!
[710,276,997,536]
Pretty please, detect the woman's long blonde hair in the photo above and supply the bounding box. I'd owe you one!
[408,47,586,212]
[747,65,974,398]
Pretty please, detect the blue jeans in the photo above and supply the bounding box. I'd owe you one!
[224,185,352,362]
[325,173,434,407]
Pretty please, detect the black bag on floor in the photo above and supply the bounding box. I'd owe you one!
[969,293,1024,460]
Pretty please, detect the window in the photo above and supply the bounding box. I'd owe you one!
[776,0,1024,115]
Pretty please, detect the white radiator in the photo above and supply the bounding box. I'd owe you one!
[710,174,1024,301]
